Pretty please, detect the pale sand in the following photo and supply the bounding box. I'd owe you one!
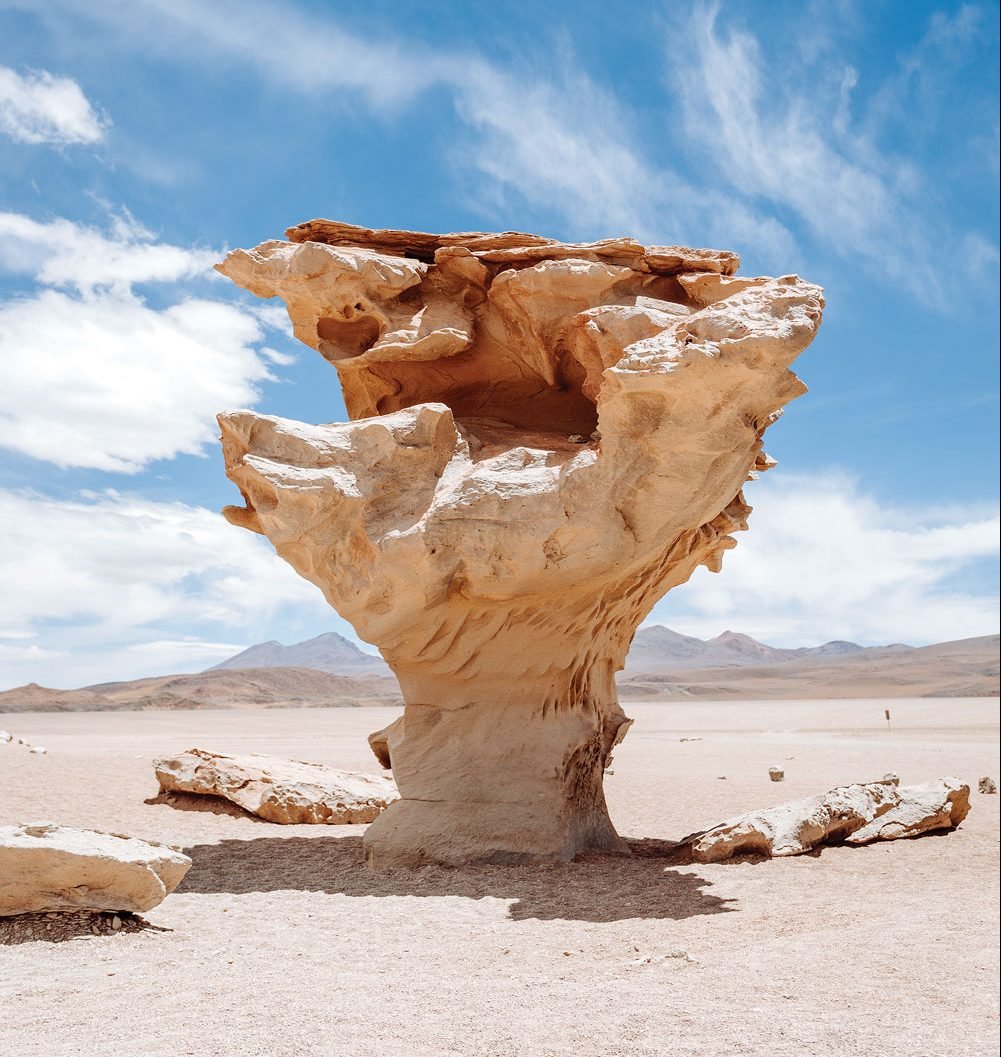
[1,700,997,1057]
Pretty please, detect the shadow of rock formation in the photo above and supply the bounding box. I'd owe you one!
[177,835,736,923]
[0,910,169,946]
[144,790,270,821]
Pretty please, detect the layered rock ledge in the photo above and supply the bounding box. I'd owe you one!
[215,220,824,865]
[0,823,190,915]
[154,749,398,824]
[689,777,971,862]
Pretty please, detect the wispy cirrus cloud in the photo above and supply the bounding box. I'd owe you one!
[664,1,998,291]
[27,0,791,255]
[0,64,107,144]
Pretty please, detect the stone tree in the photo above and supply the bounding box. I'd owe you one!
[215,220,824,866]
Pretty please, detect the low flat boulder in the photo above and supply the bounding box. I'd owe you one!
[846,778,970,844]
[154,748,398,824]
[689,777,970,863]
[0,823,191,916]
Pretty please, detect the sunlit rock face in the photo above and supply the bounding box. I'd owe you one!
[216,220,824,866]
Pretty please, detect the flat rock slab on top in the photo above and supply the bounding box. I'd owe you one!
[154,748,398,824]
[689,778,971,863]
[0,823,191,916]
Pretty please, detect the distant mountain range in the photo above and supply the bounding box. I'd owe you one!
[1,629,996,711]
[0,667,401,714]
[206,626,908,675]
[618,634,999,701]
[624,626,909,671]
[208,632,391,676]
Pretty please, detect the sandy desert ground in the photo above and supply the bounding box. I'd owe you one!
[1,699,998,1057]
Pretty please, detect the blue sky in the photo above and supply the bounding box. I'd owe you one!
[1,0,998,686]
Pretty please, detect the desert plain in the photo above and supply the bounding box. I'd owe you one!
[1,698,997,1057]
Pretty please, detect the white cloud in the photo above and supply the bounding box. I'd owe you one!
[0,489,338,687]
[39,0,439,108]
[33,0,789,255]
[0,64,107,144]
[670,6,903,263]
[0,212,283,472]
[648,472,1000,647]
[0,211,215,294]
[665,2,996,290]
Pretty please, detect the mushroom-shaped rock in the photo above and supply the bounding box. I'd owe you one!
[0,823,190,915]
[154,749,398,824]
[214,220,824,866]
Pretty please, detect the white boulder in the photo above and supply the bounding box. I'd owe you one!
[0,823,191,916]
[690,777,970,862]
[154,748,398,824]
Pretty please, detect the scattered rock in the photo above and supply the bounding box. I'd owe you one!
[882,772,900,786]
[679,737,703,743]
[29,746,47,755]
[846,779,970,844]
[0,823,190,915]
[567,434,586,444]
[0,730,11,743]
[979,777,997,795]
[768,766,784,782]
[154,748,398,824]
[689,777,970,862]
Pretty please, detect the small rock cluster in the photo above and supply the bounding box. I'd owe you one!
[0,909,147,946]
[0,729,46,754]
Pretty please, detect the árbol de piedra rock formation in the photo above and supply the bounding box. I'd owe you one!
[215,220,824,866]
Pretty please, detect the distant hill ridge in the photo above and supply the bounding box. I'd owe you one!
[206,626,910,675]
[625,626,911,671]
[1,630,996,711]
[208,632,391,675]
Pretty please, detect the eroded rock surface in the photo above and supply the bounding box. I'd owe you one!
[215,220,824,865]
[0,823,190,915]
[690,778,970,862]
[154,748,398,824]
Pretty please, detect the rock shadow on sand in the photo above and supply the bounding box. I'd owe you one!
[177,835,736,922]
[144,790,271,821]
[0,911,170,946]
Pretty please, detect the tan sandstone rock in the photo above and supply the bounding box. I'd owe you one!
[154,748,398,824]
[214,219,824,865]
[0,823,190,915]
[845,778,971,843]
[689,778,970,862]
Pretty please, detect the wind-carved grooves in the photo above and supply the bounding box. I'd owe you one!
[214,219,824,866]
